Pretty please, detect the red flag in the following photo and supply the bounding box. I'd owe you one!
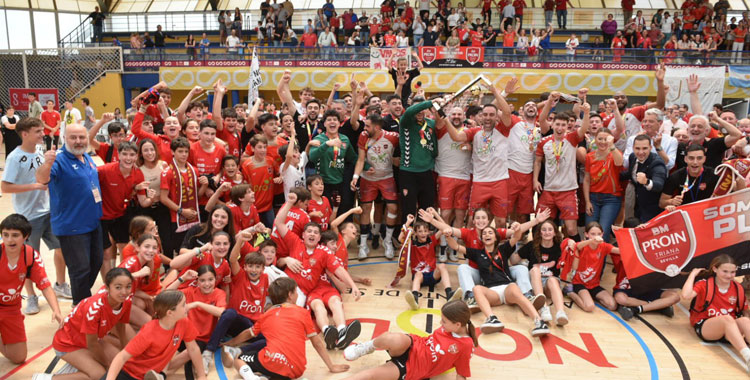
[390,229,413,288]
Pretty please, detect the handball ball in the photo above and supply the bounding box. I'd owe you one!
[470,85,481,96]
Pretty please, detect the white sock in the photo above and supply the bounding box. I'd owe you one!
[741,347,750,362]
[239,365,254,380]
[359,234,368,247]
[440,234,447,247]
[361,339,375,352]
[337,324,346,332]
[384,226,395,243]
[372,223,381,236]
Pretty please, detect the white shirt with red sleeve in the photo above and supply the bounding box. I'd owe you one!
[607,105,646,151]
[505,115,542,174]
[435,127,471,180]
[358,130,399,181]
[0,244,51,307]
[464,122,512,182]
[52,291,132,352]
[405,326,474,379]
[536,131,582,192]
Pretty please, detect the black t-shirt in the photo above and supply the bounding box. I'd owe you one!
[89,11,106,26]
[389,67,420,102]
[293,110,324,150]
[484,28,497,46]
[423,30,439,46]
[1,115,21,156]
[383,114,401,133]
[701,136,729,170]
[464,242,514,288]
[338,118,361,152]
[674,142,687,172]
[181,224,235,250]
[359,16,370,32]
[518,242,562,278]
[662,166,719,205]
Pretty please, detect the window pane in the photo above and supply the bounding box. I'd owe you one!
[729,0,747,9]
[185,13,204,30]
[58,12,82,39]
[33,11,57,48]
[7,10,33,49]
[0,10,8,50]
[167,13,186,31]
[147,13,167,29]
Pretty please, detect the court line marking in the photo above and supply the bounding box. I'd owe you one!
[0,345,52,380]
[596,304,658,380]
[635,315,690,380]
[676,303,748,371]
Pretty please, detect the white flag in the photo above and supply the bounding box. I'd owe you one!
[248,47,261,106]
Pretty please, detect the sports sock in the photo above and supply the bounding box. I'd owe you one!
[372,223,381,236]
[385,225,396,243]
[742,347,750,362]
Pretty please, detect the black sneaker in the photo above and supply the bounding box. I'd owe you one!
[658,305,674,318]
[481,315,504,334]
[324,325,338,350]
[371,234,380,250]
[618,306,634,321]
[336,320,362,349]
[531,319,550,337]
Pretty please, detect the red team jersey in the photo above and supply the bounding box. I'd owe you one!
[122,318,198,378]
[281,232,341,294]
[121,243,163,296]
[245,136,288,195]
[95,143,119,163]
[252,304,318,379]
[182,286,227,341]
[118,256,149,294]
[271,206,311,257]
[160,164,199,222]
[188,142,226,176]
[217,127,242,158]
[241,157,278,212]
[228,271,269,321]
[52,291,132,352]
[404,327,473,380]
[227,202,261,231]
[97,162,145,220]
[572,242,613,289]
[690,279,749,326]
[409,234,440,274]
[307,197,332,230]
[0,244,50,307]
[333,233,349,270]
[177,255,231,289]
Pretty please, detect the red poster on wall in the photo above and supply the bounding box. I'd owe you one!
[419,46,484,68]
[8,88,60,111]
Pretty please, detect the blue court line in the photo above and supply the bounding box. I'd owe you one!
[597,304,658,380]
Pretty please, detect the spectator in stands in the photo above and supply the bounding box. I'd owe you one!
[447,8,461,30]
[539,23,553,61]
[601,14,617,46]
[323,0,335,21]
[543,0,554,28]
[86,6,106,44]
[226,29,241,56]
[413,15,426,46]
[286,25,298,47]
[652,9,664,30]
[612,30,625,62]
[446,28,460,48]
[342,9,356,37]
[200,33,210,59]
[304,19,314,35]
[621,0,635,26]
[185,34,196,60]
[318,26,337,60]
[565,33,579,61]
[501,23,518,60]
[396,30,409,47]
[154,25,174,48]
[358,11,370,44]
[81,98,94,132]
[502,1,515,32]
[555,0,573,29]
[219,11,227,46]
[278,3,291,30]
[715,0,730,18]
[260,0,270,20]
[273,21,284,47]
[233,8,243,39]
[129,33,142,53]
[283,0,294,28]
[300,27,318,58]
[732,21,746,63]
[423,24,439,46]
[663,12,674,42]
[315,9,329,34]
[591,36,604,60]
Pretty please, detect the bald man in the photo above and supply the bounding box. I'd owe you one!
[37,123,103,305]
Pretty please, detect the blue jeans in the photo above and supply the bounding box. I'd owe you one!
[58,225,103,305]
[413,34,423,47]
[556,10,567,29]
[585,192,622,243]
[259,209,275,229]
[545,11,553,26]
[206,309,266,353]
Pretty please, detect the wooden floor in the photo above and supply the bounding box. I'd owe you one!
[0,160,747,380]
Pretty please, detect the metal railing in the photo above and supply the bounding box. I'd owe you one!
[0,47,123,115]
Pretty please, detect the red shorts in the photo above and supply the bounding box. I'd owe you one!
[537,189,578,220]
[437,176,471,210]
[306,283,341,308]
[360,177,398,203]
[507,170,534,214]
[0,306,26,344]
[470,179,509,219]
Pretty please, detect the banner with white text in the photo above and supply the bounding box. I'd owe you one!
[369,47,411,70]
[419,46,485,68]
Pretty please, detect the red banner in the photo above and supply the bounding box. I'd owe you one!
[614,188,750,293]
[419,46,484,68]
[8,88,59,111]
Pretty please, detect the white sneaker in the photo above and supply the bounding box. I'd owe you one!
[448,247,459,262]
[555,310,569,326]
[32,374,52,380]
[438,248,448,263]
[201,349,213,374]
[344,342,375,361]
[222,346,241,368]
[540,306,553,323]
[239,370,262,380]
[55,362,79,374]
[358,244,369,260]
[384,240,395,260]
[53,283,73,299]
[24,295,40,315]
[144,370,165,380]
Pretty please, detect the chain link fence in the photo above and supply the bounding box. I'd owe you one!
[0,47,123,116]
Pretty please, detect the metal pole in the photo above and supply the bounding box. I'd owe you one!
[22,52,29,88]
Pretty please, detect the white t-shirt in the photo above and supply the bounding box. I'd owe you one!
[565,38,579,54]
[282,152,308,201]
[435,127,471,180]
[419,0,430,11]
[447,13,460,27]
[662,16,674,33]
[536,132,582,192]
[506,115,542,174]
[358,130,399,181]
[465,124,512,183]
[61,108,82,139]
[659,118,688,135]
[227,35,240,51]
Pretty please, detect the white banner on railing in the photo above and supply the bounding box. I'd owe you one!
[369,47,410,70]
[248,47,260,106]
[664,66,725,114]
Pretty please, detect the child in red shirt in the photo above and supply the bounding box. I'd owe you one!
[0,214,61,364]
[105,290,206,380]
[160,137,201,258]
[117,234,159,329]
[344,300,476,380]
[682,254,750,371]
[168,265,226,377]
[169,231,232,292]
[241,135,281,227]
[271,187,311,257]
[208,183,259,232]
[212,81,242,158]
[565,222,619,312]
[399,215,457,310]
[210,156,246,204]
[306,174,334,230]
[121,216,168,293]
[40,269,133,380]
[222,277,350,380]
